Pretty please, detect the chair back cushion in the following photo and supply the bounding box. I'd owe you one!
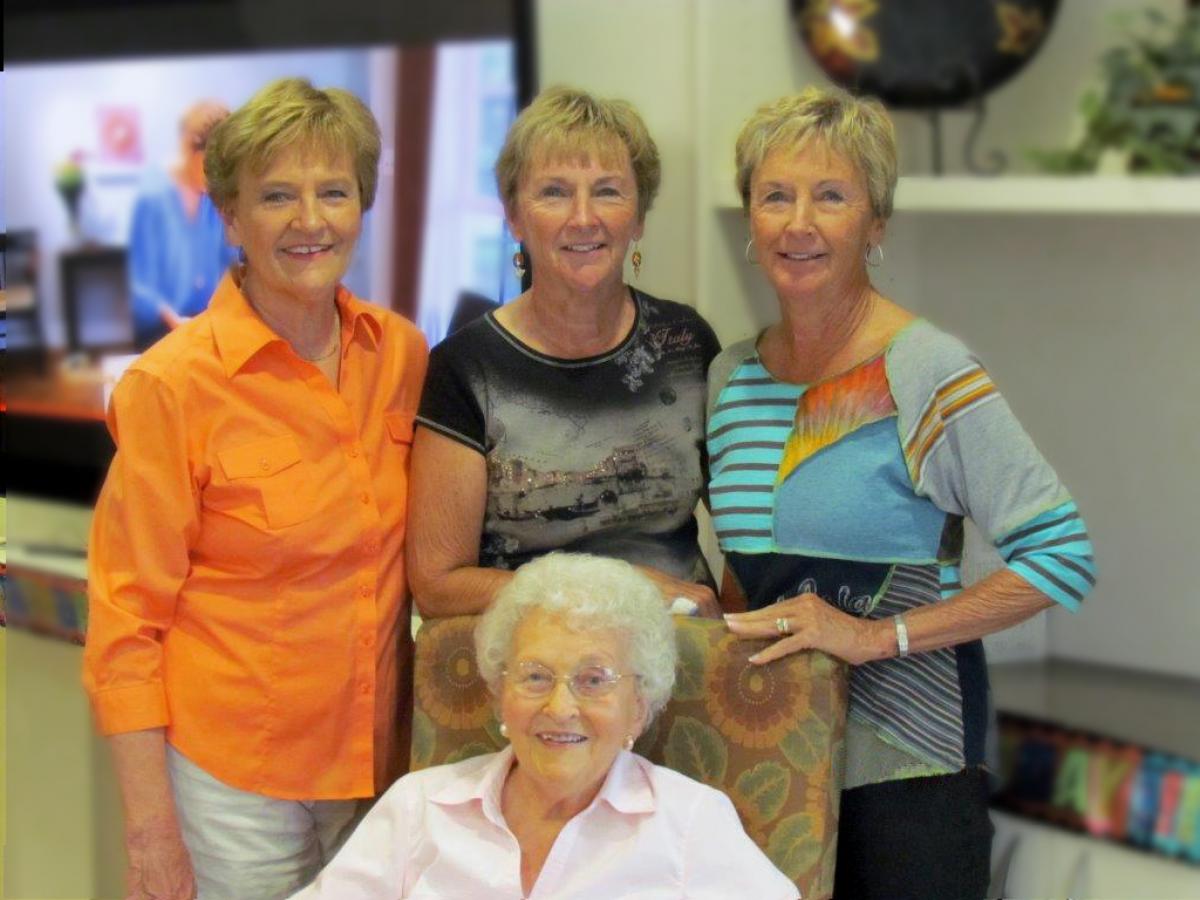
[412,615,847,898]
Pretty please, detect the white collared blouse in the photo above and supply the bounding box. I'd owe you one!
[294,747,799,899]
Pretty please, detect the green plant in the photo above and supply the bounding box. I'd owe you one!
[1031,8,1200,174]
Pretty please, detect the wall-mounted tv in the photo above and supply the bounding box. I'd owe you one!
[4,0,535,505]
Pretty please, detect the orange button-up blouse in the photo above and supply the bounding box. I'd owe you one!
[83,272,428,800]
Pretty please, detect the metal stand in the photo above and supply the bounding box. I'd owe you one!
[964,96,1007,174]
[924,97,1008,175]
[927,109,945,175]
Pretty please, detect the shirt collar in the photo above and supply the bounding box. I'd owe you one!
[429,744,515,829]
[596,749,656,815]
[209,269,385,377]
[428,747,656,824]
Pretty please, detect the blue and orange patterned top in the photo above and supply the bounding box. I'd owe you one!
[706,319,1095,788]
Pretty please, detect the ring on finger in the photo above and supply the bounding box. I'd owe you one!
[775,616,791,636]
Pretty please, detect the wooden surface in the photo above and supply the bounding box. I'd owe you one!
[6,359,108,422]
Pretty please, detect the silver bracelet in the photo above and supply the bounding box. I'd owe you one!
[894,613,910,658]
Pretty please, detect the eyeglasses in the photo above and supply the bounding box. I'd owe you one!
[502,661,636,701]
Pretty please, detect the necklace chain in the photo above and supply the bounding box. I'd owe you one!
[240,270,341,363]
[299,309,342,362]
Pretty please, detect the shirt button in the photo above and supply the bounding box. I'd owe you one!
[348,446,359,458]
[359,683,370,695]
[359,492,370,505]
[259,459,270,471]
[364,540,378,554]
[359,584,371,598]
[360,634,371,648]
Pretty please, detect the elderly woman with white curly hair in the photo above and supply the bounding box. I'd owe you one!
[296,553,796,899]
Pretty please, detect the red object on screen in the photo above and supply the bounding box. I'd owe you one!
[97,106,143,163]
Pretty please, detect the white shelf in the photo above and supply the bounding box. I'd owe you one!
[715,175,1200,216]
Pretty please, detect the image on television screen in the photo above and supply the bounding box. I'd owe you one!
[6,42,520,358]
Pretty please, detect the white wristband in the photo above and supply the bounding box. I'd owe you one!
[894,613,910,658]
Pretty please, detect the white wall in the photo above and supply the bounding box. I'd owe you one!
[537,0,697,304]
[537,0,1200,678]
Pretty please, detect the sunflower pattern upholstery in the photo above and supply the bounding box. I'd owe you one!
[411,615,849,898]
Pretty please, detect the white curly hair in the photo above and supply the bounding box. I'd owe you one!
[474,553,677,720]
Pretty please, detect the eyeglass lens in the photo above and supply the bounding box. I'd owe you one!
[510,662,621,699]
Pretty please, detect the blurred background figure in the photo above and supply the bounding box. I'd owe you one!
[128,99,237,349]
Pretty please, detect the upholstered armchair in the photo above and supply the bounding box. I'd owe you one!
[412,615,848,898]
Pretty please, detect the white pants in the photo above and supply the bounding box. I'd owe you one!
[166,746,365,900]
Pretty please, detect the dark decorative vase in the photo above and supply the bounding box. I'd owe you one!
[795,0,1060,107]
[794,0,1061,171]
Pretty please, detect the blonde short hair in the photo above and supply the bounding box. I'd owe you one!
[205,78,381,212]
[495,86,661,221]
[735,86,897,219]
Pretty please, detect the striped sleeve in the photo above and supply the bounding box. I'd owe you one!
[888,322,1096,610]
[995,501,1096,611]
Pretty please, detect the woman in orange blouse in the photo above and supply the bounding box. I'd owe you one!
[83,78,427,900]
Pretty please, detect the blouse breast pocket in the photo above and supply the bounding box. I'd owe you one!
[210,434,318,530]
[373,411,416,531]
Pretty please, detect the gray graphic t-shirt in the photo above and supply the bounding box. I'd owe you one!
[416,290,721,581]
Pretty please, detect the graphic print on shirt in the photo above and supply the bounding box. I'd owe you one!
[482,313,708,567]
[707,320,1096,780]
[419,292,720,577]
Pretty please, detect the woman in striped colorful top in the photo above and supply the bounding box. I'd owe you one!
[711,87,1095,899]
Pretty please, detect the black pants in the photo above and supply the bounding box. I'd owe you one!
[833,769,994,900]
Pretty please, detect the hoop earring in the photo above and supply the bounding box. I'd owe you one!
[631,244,643,280]
[499,721,509,739]
[865,244,884,268]
[512,250,527,279]
[744,238,759,266]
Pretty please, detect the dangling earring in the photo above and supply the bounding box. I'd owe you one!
[499,721,509,739]
[512,250,527,279]
[865,244,884,267]
[744,238,759,266]
[623,734,635,751]
[631,244,643,280]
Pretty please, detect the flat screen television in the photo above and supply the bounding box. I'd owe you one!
[4,0,534,505]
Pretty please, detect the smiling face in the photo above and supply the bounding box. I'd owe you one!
[507,141,643,298]
[500,609,647,808]
[223,144,362,305]
[749,140,884,306]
